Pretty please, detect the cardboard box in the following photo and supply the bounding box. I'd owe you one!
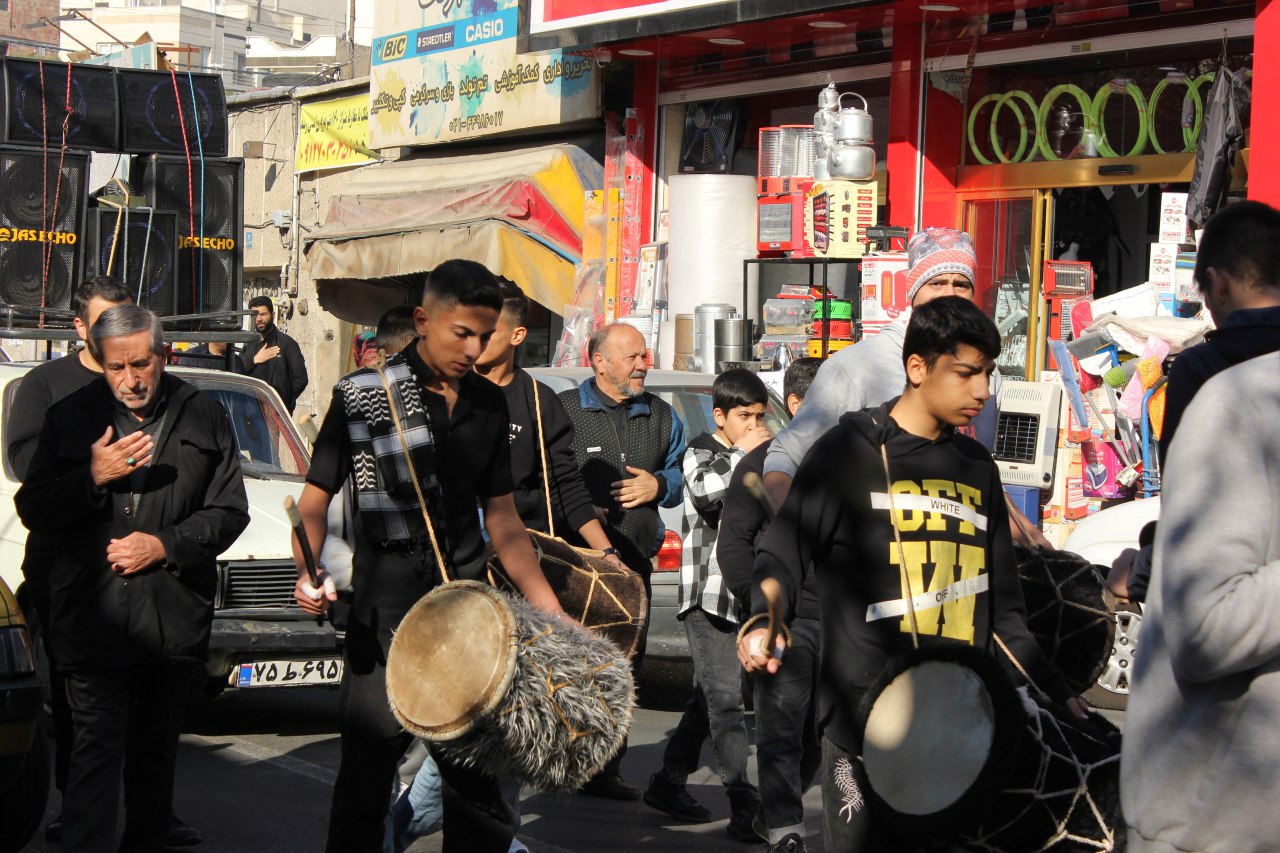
[805,180,877,259]
[1175,251,1200,302]
[1159,192,1191,244]
[859,252,910,324]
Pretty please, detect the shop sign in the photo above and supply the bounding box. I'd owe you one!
[296,95,379,174]
[529,0,736,34]
[370,0,599,149]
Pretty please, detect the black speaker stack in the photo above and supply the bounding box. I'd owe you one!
[0,58,239,329]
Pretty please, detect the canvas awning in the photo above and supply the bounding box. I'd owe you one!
[306,144,602,325]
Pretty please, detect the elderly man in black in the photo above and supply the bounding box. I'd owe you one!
[16,305,249,853]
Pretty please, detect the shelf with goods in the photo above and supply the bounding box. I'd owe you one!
[743,257,861,364]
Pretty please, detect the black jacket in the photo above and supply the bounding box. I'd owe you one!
[717,440,819,622]
[1159,305,1280,463]
[16,374,250,669]
[752,400,1071,751]
[243,326,307,412]
[501,368,597,535]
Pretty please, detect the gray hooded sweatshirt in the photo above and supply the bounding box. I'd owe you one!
[1122,351,1280,853]
[764,316,1000,477]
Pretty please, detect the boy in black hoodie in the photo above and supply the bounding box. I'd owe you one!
[741,297,1085,851]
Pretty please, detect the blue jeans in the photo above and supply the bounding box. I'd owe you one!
[659,609,756,797]
[386,750,523,853]
[755,615,821,842]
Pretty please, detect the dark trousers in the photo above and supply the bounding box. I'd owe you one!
[658,609,756,798]
[62,664,191,853]
[821,737,879,853]
[22,546,73,793]
[755,615,821,840]
[327,547,515,853]
[598,567,652,781]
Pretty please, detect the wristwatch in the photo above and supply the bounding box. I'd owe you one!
[602,547,620,557]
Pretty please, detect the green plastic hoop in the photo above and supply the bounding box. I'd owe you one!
[1147,74,1201,154]
[967,93,1003,165]
[990,91,1039,163]
[1093,79,1149,158]
[1036,84,1094,161]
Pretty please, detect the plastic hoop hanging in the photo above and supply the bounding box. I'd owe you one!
[1035,84,1094,161]
[1146,73,1202,153]
[1093,79,1149,158]
[989,91,1040,163]
[967,93,1003,165]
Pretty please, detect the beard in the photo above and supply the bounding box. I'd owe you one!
[604,363,643,399]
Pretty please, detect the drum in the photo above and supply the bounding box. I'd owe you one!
[489,529,649,658]
[386,581,636,792]
[959,693,1124,852]
[856,642,1026,839]
[1016,545,1117,694]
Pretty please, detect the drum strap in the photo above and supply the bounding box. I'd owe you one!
[531,375,556,539]
[880,443,921,649]
[373,358,453,584]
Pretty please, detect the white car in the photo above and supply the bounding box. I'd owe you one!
[0,362,342,697]
[527,368,791,666]
[1065,496,1161,710]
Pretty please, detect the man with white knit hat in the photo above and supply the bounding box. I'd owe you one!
[760,227,1045,545]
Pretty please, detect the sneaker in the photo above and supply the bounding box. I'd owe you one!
[508,838,529,853]
[768,833,808,853]
[642,773,713,823]
[726,793,764,842]
[579,772,643,801]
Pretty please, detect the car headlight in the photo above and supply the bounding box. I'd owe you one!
[0,626,35,677]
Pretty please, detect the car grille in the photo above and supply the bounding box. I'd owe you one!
[220,561,299,610]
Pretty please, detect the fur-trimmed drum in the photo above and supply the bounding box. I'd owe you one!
[385,581,636,791]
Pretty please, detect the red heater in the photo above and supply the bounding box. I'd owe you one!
[1043,259,1094,369]
[757,125,814,256]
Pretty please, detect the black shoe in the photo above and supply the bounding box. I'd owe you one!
[579,772,643,801]
[45,814,62,842]
[768,833,808,853]
[642,773,713,823]
[726,793,764,842]
[165,814,203,848]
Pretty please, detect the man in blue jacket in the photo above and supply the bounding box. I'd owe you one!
[558,322,686,799]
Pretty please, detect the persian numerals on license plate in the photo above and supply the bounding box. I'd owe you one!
[237,658,343,688]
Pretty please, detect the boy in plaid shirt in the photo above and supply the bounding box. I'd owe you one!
[644,368,772,841]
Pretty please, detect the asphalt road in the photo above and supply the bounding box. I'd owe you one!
[23,660,827,853]
[23,660,1123,852]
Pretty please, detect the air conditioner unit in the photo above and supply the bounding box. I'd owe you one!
[994,380,1062,490]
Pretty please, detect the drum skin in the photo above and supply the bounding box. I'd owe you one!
[856,641,1025,839]
[385,582,518,740]
[387,580,637,791]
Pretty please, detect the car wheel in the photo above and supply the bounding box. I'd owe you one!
[0,719,52,853]
[1085,601,1142,711]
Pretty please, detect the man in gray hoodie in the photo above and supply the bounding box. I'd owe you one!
[762,229,1046,545]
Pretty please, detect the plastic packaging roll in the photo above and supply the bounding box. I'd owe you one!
[662,174,759,369]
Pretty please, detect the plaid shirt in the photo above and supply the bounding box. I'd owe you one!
[678,433,744,623]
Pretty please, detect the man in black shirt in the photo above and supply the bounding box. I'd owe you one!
[473,280,621,557]
[290,260,567,853]
[242,296,308,412]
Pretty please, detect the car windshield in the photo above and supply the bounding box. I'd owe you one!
[181,374,310,480]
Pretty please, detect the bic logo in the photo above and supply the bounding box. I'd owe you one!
[378,35,408,63]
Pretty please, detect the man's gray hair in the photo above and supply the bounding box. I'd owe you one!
[89,304,164,361]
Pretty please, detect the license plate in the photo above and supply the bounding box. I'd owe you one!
[236,658,343,688]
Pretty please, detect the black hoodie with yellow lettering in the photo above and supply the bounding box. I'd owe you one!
[751,398,1072,752]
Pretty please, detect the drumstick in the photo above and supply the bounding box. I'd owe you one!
[284,495,320,588]
[761,577,784,658]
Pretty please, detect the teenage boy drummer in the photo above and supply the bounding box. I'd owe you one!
[740,297,1087,852]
